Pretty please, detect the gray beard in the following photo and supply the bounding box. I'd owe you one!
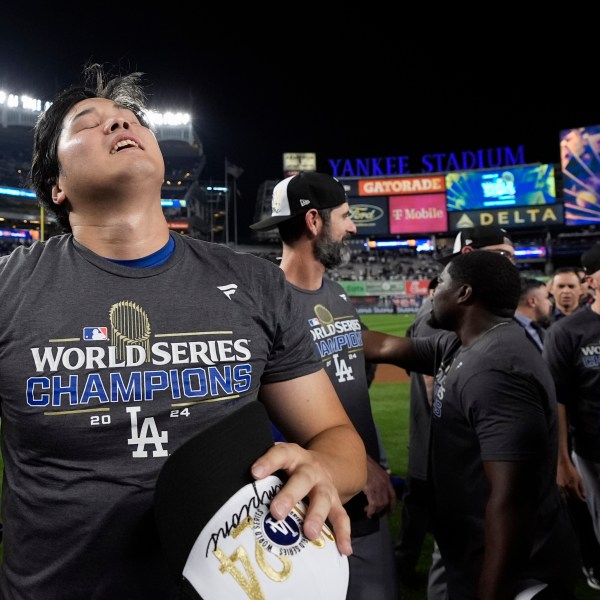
[314,233,351,270]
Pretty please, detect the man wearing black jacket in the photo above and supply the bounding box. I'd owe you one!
[513,277,553,352]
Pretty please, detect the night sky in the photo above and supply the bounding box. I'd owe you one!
[1,9,596,236]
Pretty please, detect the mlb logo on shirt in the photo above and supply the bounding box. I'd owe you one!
[83,327,108,341]
[308,317,320,327]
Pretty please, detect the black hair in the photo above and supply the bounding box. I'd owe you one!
[552,266,580,277]
[447,250,521,316]
[518,277,547,306]
[29,63,150,233]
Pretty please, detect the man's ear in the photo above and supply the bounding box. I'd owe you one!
[305,209,320,235]
[51,182,67,205]
[457,283,474,305]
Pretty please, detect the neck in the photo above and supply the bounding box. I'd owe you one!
[70,204,170,260]
[557,304,577,315]
[515,308,535,322]
[458,313,511,347]
[279,241,325,290]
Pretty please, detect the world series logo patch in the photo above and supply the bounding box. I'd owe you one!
[253,504,309,557]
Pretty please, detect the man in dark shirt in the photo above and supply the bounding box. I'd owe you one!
[513,277,553,352]
[396,225,515,597]
[366,250,579,599]
[544,243,600,591]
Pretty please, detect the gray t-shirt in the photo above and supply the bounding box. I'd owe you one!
[0,233,321,599]
[406,297,456,480]
[412,322,578,598]
[287,277,380,536]
[543,304,600,461]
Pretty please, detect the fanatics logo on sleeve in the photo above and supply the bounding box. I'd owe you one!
[217,284,238,299]
[83,327,108,341]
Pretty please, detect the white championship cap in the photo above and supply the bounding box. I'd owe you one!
[154,401,349,599]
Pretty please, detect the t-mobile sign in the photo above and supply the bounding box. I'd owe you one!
[389,193,448,234]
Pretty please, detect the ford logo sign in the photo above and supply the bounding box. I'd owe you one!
[349,204,385,224]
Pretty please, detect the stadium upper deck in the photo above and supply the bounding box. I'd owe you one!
[2,88,600,273]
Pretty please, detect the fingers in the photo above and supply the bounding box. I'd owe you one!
[576,481,587,502]
[381,474,398,512]
[252,442,316,520]
[387,481,398,512]
[295,484,352,556]
[364,481,397,517]
[558,480,587,502]
[251,442,353,556]
[325,502,353,556]
[364,488,388,517]
[364,460,398,517]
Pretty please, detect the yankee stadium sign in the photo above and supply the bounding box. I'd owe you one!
[328,145,526,177]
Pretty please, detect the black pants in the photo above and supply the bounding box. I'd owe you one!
[394,475,432,575]
[566,494,600,569]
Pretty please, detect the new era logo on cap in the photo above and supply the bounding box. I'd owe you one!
[250,172,348,231]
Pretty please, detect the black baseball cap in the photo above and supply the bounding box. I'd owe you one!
[154,402,275,580]
[438,225,513,265]
[250,172,348,231]
[581,243,600,276]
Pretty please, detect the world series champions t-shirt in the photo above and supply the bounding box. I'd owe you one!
[543,304,600,462]
[287,277,381,537]
[0,232,323,600]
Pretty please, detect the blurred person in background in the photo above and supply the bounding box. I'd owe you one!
[577,267,595,307]
[544,243,600,591]
[547,267,582,322]
[516,275,600,589]
[395,276,438,589]
[513,277,553,352]
[437,225,515,265]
